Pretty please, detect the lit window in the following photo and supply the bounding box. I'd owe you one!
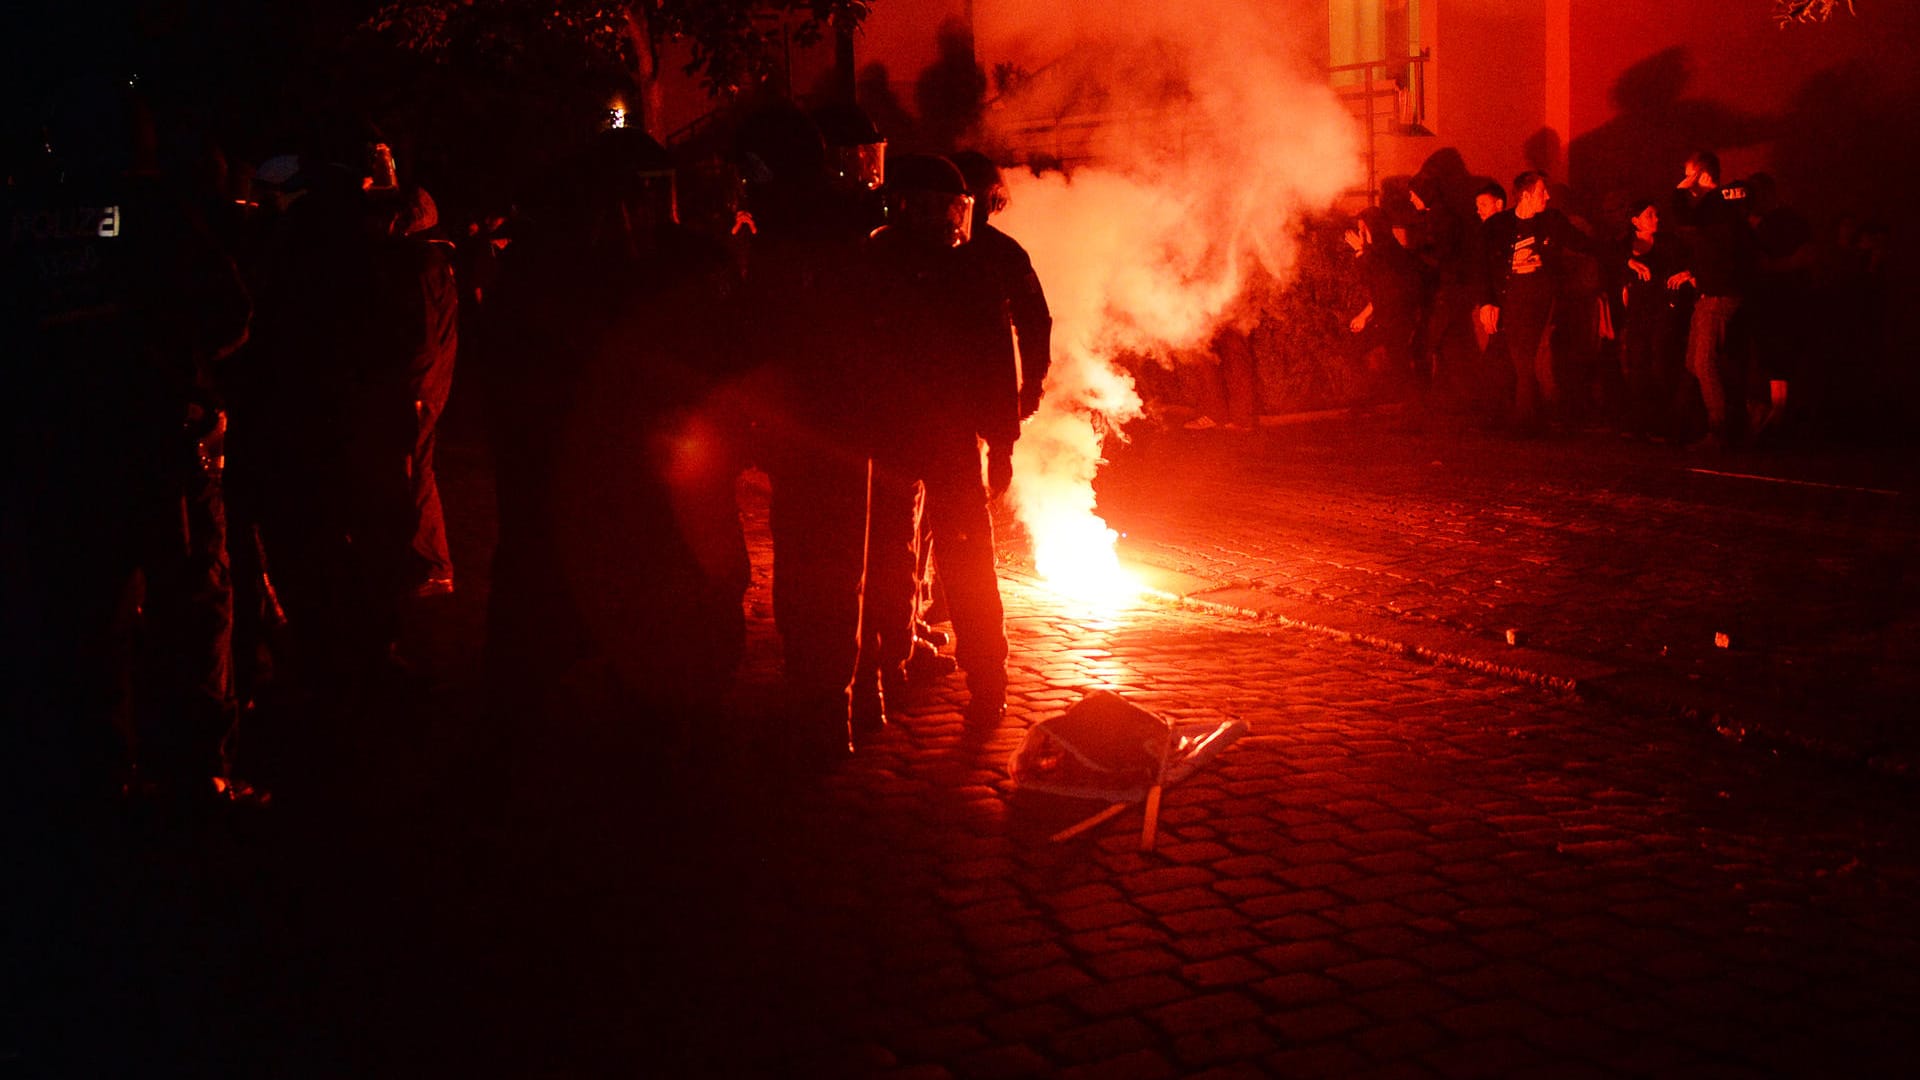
[1329,0,1428,133]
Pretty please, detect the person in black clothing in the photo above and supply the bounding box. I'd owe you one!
[1475,170,1595,432]
[1666,150,1755,448]
[864,149,1048,700]
[1345,206,1425,405]
[248,125,416,690]
[858,154,1016,727]
[1743,172,1815,441]
[1409,179,1480,414]
[812,101,889,238]
[1616,198,1691,438]
[388,185,459,596]
[730,101,873,759]
[2,81,252,806]
[951,151,1053,421]
[482,127,746,755]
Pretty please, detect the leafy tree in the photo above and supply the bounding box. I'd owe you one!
[1773,0,1856,25]
[362,1,873,132]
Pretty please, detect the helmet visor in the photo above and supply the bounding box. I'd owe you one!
[831,141,886,192]
[892,189,974,248]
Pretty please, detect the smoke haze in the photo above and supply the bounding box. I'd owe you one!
[979,0,1361,591]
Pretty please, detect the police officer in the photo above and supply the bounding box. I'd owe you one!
[2,79,252,805]
[247,121,416,688]
[728,102,873,759]
[811,101,888,236]
[877,151,1047,705]
[493,126,748,750]
[950,151,1052,421]
[859,154,1015,727]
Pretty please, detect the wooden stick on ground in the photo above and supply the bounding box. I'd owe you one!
[1050,802,1129,843]
[1139,783,1164,851]
[1140,725,1174,852]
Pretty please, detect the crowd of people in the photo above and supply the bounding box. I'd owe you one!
[1340,148,1891,447]
[3,84,1053,811]
[6,76,1892,814]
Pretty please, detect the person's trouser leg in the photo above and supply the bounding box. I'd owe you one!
[859,462,921,679]
[768,450,868,708]
[1501,286,1557,430]
[136,468,236,786]
[1621,319,1657,433]
[1687,295,1742,441]
[409,398,452,583]
[923,449,1007,689]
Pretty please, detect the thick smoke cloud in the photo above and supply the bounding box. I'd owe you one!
[979,0,1361,594]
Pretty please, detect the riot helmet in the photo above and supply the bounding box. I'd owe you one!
[884,154,973,249]
[812,102,886,194]
[949,150,1008,226]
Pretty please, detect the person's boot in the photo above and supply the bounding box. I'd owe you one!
[963,671,1007,728]
[905,638,958,684]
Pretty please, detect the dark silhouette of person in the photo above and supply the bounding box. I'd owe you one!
[1614,197,1691,438]
[387,185,459,596]
[1742,171,1815,441]
[1667,149,1756,448]
[729,101,873,760]
[248,122,417,692]
[2,80,252,806]
[1408,149,1484,414]
[1345,206,1425,406]
[482,127,746,757]
[859,151,1049,722]
[914,18,988,153]
[856,64,918,153]
[857,154,1015,727]
[1475,171,1597,431]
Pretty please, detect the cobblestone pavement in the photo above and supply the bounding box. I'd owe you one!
[406,473,1920,1077]
[661,504,1920,1077]
[18,425,1920,1078]
[1092,421,1920,772]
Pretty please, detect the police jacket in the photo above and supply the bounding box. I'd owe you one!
[972,223,1052,410]
[858,226,1020,461]
[4,170,249,481]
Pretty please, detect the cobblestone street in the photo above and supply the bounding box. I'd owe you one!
[16,421,1920,1077]
[669,511,1920,1077]
[1096,421,1920,771]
